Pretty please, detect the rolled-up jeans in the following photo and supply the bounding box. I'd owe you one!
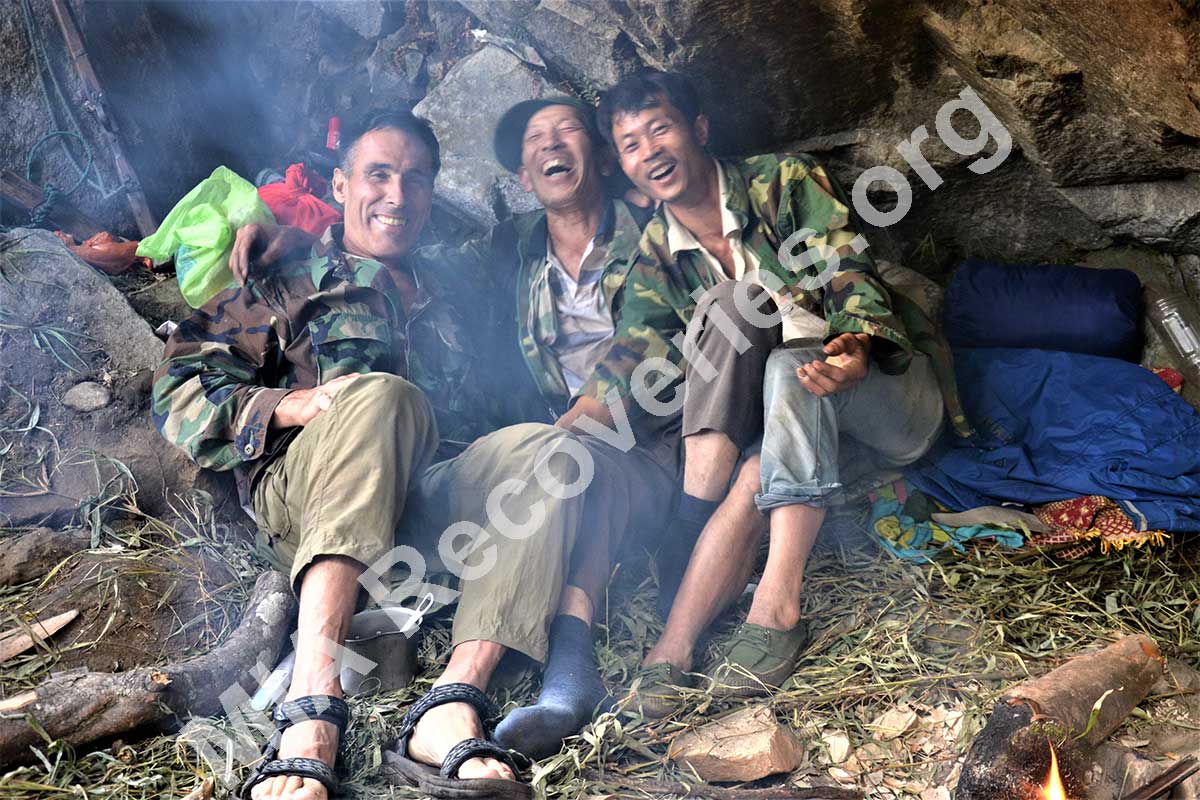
[756,341,945,512]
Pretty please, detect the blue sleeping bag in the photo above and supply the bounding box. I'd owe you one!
[908,347,1200,532]
[943,260,1143,361]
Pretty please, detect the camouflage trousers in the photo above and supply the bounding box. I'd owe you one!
[252,372,584,663]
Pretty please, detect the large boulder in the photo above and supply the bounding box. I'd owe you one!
[0,229,209,528]
[1059,175,1200,255]
[922,0,1200,187]
[414,44,555,227]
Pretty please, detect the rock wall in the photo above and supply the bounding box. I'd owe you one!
[2,0,1197,282]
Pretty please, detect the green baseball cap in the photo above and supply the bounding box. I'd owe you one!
[493,96,600,173]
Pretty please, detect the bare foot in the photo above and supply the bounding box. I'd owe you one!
[408,700,515,781]
[249,717,338,800]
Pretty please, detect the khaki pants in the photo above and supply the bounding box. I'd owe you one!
[253,372,584,663]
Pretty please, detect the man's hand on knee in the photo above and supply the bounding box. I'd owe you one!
[797,333,870,396]
[271,373,362,429]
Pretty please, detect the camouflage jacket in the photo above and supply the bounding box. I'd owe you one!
[415,199,677,440]
[628,154,972,438]
[152,225,494,505]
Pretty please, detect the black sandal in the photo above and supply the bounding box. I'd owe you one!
[383,682,533,799]
[239,695,350,799]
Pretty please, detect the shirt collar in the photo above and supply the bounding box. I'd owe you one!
[313,223,420,292]
[533,199,617,268]
[664,158,746,258]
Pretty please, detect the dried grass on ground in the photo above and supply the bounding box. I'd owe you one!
[2,499,1198,799]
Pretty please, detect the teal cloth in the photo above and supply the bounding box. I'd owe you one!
[868,480,1025,563]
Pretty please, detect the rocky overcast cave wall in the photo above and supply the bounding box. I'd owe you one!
[3,0,1199,293]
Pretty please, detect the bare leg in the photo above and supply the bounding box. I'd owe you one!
[408,640,515,781]
[557,585,595,625]
[251,556,360,800]
[681,431,739,501]
[745,504,824,630]
[644,456,766,672]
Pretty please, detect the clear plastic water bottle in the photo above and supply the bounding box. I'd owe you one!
[1146,287,1200,390]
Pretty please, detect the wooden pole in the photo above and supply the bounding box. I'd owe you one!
[2,168,104,240]
[45,0,158,237]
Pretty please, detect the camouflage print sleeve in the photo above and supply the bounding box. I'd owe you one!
[411,228,509,323]
[151,286,292,471]
[577,253,688,409]
[775,157,915,373]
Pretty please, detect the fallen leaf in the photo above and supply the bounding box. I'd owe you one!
[869,704,919,741]
[823,731,851,764]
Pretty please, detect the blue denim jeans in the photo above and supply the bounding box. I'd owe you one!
[756,341,945,511]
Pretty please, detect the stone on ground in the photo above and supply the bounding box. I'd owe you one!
[62,382,112,413]
[668,704,804,782]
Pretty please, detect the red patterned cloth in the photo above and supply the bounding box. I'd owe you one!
[258,163,342,236]
[1027,496,1169,559]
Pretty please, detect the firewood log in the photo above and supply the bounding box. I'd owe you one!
[954,634,1164,799]
[0,570,295,768]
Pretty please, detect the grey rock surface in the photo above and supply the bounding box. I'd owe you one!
[317,0,396,40]
[1058,175,1200,255]
[414,44,552,227]
[368,29,428,102]
[0,229,206,527]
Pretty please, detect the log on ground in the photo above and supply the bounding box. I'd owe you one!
[0,570,295,768]
[954,634,1164,800]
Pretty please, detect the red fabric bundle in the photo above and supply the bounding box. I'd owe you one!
[257,163,342,236]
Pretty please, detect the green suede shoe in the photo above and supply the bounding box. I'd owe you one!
[708,621,810,698]
[623,662,693,719]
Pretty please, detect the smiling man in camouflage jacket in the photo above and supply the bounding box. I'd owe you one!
[597,71,970,715]
[153,110,587,800]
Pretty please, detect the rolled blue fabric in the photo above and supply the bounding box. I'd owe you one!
[943,259,1142,361]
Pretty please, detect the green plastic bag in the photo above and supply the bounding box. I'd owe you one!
[137,166,276,308]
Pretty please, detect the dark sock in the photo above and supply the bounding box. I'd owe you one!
[655,493,721,620]
[493,615,611,759]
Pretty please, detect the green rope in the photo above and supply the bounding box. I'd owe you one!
[25,131,93,228]
[27,130,94,196]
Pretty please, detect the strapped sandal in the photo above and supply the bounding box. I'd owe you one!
[239,695,350,799]
[383,682,533,799]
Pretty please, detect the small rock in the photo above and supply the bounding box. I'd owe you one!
[63,382,112,412]
[668,705,804,783]
[869,704,919,741]
[368,30,428,101]
[317,1,397,40]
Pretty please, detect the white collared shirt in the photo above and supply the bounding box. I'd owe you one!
[663,159,826,341]
[544,233,615,396]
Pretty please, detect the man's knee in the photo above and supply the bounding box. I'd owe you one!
[764,346,825,402]
[334,372,433,422]
[693,280,778,340]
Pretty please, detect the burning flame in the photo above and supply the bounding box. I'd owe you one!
[1041,741,1068,800]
